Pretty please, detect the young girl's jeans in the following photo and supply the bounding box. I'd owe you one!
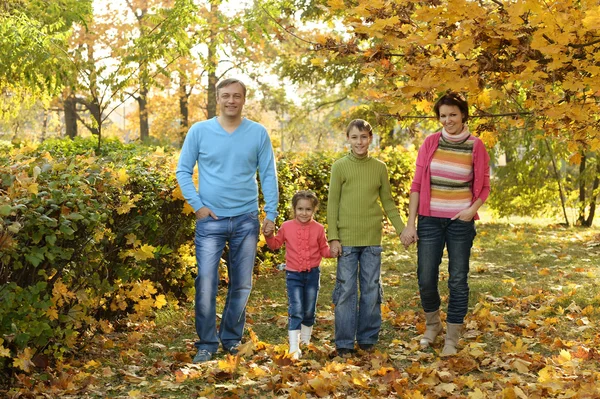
[332,246,383,349]
[417,216,476,324]
[286,267,321,330]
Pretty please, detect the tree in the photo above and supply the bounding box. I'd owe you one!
[270,0,600,225]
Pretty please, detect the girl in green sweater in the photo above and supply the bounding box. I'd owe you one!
[327,119,405,355]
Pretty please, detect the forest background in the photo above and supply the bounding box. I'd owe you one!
[1,0,599,397]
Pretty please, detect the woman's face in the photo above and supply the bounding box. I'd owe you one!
[438,105,465,135]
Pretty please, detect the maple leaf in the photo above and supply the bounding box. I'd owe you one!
[0,344,10,358]
[13,348,34,372]
[154,294,167,309]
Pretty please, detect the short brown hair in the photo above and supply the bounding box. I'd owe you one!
[346,119,373,137]
[433,91,469,122]
[291,190,319,212]
[216,78,247,97]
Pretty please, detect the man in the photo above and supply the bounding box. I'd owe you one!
[176,78,278,363]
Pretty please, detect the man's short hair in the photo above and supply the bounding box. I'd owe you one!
[217,78,247,97]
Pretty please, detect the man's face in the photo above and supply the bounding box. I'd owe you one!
[216,83,246,118]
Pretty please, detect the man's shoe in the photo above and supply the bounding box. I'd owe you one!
[336,348,355,356]
[358,344,374,352]
[193,349,212,363]
[226,344,240,355]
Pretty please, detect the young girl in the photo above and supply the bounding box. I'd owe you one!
[264,190,333,359]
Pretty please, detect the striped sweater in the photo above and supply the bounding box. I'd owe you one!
[430,134,475,218]
[327,152,405,246]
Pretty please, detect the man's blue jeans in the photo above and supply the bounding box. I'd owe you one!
[417,216,476,324]
[194,211,259,353]
[286,267,321,330]
[332,246,383,349]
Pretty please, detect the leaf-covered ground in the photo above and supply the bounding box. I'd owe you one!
[5,220,600,398]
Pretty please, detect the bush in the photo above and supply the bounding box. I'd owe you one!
[0,138,416,376]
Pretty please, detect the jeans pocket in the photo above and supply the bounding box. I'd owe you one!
[377,283,384,304]
[369,246,383,256]
[246,211,259,220]
[341,247,352,257]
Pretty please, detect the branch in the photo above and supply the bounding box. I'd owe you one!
[568,38,600,49]
[315,96,348,110]
[260,6,318,46]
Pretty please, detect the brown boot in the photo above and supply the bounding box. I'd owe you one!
[441,322,463,356]
[420,310,443,348]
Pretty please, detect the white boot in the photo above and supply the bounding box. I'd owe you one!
[288,330,301,359]
[300,324,313,345]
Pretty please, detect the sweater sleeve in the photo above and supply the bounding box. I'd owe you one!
[379,163,405,233]
[474,139,491,203]
[317,226,333,258]
[176,126,204,212]
[265,224,286,250]
[410,135,433,194]
[326,161,343,242]
[257,129,279,221]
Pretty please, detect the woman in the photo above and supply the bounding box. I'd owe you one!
[400,92,490,355]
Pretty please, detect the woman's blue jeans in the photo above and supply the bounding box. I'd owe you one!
[193,211,259,353]
[286,267,321,330]
[417,216,476,324]
[332,246,383,349]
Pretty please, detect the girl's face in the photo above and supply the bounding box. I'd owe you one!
[438,104,465,135]
[294,198,315,224]
[347,127,372,157]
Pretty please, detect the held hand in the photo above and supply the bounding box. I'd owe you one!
[262,219,275,236]
[329,240,342,257]
[400,225,417,249]
[195,207,218,220]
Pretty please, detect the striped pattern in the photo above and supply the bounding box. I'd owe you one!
[327,153,404,246]
[429,135,475,218]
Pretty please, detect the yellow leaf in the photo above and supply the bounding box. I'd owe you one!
[327,0,344,11]
[0,341,10,357]
[13,348,34,372]
[582,6,600,29]
[128,390,142,398]
[46,306,59,320]
[537,366,554,383]
[85,360,101,369]
[117,168,129,184]
[133,244,156,261]
[28,183,39,195]
[154,294,167,309]
[468,388,486,399]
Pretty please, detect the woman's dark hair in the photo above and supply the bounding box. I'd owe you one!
[291,190,319,212]
[345,119,373,137]
[433,92,469,123]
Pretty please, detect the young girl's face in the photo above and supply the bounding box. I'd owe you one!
[294,198,315,224]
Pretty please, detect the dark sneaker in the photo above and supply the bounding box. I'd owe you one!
[193,349,212,363]
[336,348,355,356]
[226,344,240,355]
[358,344,374,352]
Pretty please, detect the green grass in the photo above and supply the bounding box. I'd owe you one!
[7,219,600,398]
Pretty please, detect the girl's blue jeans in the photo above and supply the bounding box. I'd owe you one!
[417,216,476,324]
[286,267,321,330]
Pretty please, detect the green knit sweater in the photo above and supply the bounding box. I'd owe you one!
[327,152,405,246]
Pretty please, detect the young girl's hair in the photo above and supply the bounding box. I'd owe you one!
[291,190,319,213]
[346,119,373,137]
[433,91,469,122]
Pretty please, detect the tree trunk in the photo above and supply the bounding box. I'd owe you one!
[544,138,569,226]
[64,96,78,139]
[41,108,49,142]
[179,75,189,143]
[585,158,599,227]
[138,85,149,142]
[206,3,218,119]
[577,150,587,226]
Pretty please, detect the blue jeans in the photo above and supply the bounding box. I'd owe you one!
[417,216,476,324]
[193,211,259,353]
[286,267,321,330]
[332,246,383,349]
